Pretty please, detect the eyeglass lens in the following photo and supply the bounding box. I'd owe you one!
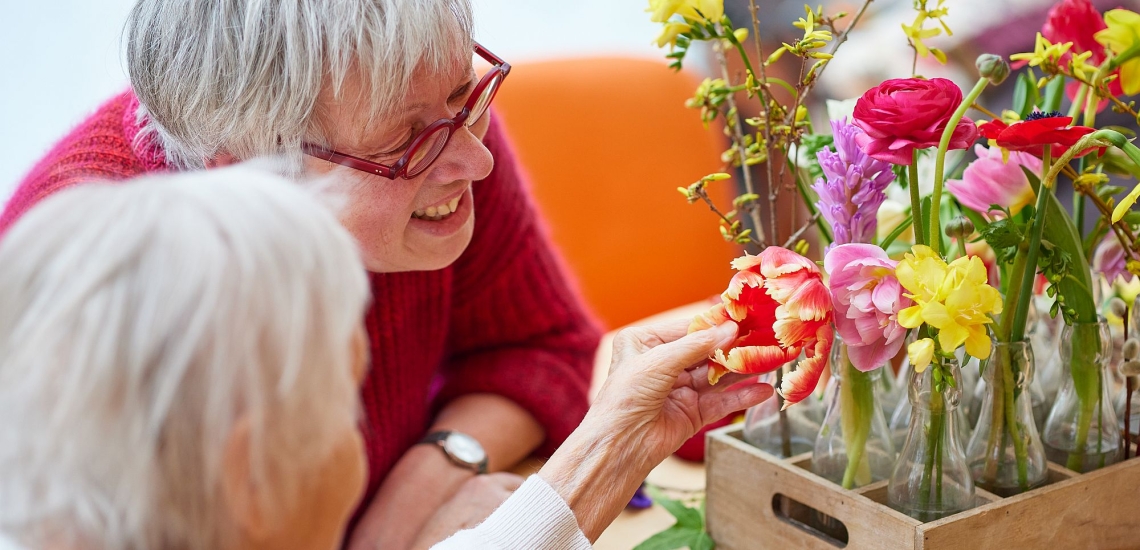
[406,74,502,176]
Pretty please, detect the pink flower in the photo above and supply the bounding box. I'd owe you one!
[852,78,978,166]
[1093,236,1136,285]
[823,244,913,372]
[1044,0,1108,65]
[689,247,833,408]
[946,144,1041,217]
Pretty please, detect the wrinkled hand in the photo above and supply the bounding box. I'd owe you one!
[592,318,774,470]
[409,473,524,550]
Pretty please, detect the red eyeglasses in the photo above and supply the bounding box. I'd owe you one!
[303,43,510,180]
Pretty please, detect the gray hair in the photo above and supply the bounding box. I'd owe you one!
[125,0,474,170]
[0,165,370,549]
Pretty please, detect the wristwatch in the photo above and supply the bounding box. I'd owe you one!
[418,430,489,474]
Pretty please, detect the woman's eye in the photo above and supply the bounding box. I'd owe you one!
[376,130,416,158]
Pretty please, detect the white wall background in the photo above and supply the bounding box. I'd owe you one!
[0,0,665,204]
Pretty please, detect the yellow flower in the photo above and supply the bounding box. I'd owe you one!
[646,0,723,23]
[895,245,1002,362]
[1095,9,1140,95]
[655,21,692,48]
[909,338,936,373]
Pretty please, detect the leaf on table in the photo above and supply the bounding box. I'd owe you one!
[633,487,716,550]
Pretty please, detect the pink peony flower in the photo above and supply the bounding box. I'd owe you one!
[852,78,978,166]
[1093,236,1137,285]
[823,244,913,372]
[689,247,833,408]
[946,144,1041,217]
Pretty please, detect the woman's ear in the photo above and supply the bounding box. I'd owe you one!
[222,414,271,541]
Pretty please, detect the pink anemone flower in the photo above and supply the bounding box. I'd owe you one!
[689,247,833,408]
[824,244,913,372]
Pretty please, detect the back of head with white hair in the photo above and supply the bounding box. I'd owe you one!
[125,0,474,170]
[0,166,370,549]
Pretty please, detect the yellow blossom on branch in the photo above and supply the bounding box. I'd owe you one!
[1011,33,1075,86]
[902,0,953,64]
[646,0,723,24]
[1095,9,1140,95]
[655,21,692,48]
[895,245,1003,370]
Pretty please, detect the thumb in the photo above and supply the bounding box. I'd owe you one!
[639,321,738,377]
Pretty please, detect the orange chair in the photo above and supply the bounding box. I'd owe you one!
[493,57,741,330]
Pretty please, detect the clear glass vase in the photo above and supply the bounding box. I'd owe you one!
[743,366,822,458]
[888,355,974,521]
[1043,321,1121,472]
[812,339,897,489]
[966,341,1047,496]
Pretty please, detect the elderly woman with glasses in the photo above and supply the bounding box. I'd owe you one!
[0,167,772,549]
[1,1,600,548]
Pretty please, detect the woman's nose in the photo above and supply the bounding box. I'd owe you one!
[429,122,495,183]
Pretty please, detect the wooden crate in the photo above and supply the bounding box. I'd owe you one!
[705,425,1140,550]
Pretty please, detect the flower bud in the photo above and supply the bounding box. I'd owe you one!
[1121,360,1140,377]
[1110,297,1129,320]
[1124,338,1140,361]
[976,54,1010,86]
[945,216,975,241]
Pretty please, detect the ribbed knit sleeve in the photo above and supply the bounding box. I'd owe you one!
[435,115,602,456]
[431,475,592,550]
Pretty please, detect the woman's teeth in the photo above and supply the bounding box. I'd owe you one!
[413,197,462,221]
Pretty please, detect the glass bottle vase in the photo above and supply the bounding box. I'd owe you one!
[743,367,822,458]
[1043,321,1121,472]
[966,341,1047,496]
[888,356,974,521]
[812,339,897,489]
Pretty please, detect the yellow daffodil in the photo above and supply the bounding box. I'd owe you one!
[909,338,936,373]
[895,245,1002,363]
[1095,9,1140,95]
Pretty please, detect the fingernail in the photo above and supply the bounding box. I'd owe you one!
[713,321,738,348]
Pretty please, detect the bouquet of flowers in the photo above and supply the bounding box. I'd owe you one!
[650,0,1140,524]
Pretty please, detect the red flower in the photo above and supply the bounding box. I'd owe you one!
[852,78,979,166]
[1041,0,1121,111]
[1044,0,1108,65]
[689,247,833,408]
[978,113,1096,158]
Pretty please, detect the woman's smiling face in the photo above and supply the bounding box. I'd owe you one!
[307,50,494,273]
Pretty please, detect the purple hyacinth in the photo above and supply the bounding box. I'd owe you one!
[812,118,896,251]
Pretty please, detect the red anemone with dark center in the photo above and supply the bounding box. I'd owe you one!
[978,112,1097,158]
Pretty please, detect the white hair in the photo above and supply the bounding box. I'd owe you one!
[0,165,370,550]
[125,0,474,170]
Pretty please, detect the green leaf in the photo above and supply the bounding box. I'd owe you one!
[1043,74,1065,113]
[646,487,703,529]
[799,133,835,183]
[1013,72,1039,120]
[633,526,702,550]
[692,532,716,550]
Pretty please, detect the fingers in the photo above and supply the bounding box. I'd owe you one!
[675,367,756,392]
[610,318,694,365]
[639,321,738,378]
[698,382,774,426]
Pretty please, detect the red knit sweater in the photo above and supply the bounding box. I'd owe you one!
[1,91,601,512]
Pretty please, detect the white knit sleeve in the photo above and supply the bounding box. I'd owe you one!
[431,475,592,550]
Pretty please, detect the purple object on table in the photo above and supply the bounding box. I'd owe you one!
[628,483,653,509]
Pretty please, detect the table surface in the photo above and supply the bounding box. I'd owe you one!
[588,300,715,549]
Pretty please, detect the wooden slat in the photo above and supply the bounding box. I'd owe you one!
[707,426,919,550]
[918,456,1140,549]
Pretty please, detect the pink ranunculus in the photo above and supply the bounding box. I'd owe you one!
[852,78,979,166]
[946,144,1041,217]
[823,244,913,372]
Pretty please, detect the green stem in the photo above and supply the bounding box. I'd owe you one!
[839,346,875,489]
[792,160,834,244]
[930,78,990,246]
[982,347,1006,485]
[1001,350,1029,489]
[1010,145,1053,344]
[909,152,925,246]
[1067,83,1088,120]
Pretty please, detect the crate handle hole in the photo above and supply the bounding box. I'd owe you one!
[771,493,849,548]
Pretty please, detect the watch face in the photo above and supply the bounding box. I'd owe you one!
[443,432,486,465]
